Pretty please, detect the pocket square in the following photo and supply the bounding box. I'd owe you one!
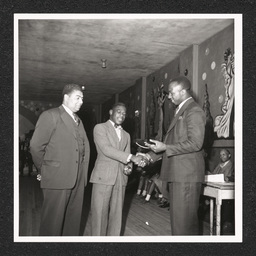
[178,116,183,120]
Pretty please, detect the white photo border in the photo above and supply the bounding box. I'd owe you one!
[14,13,243,243]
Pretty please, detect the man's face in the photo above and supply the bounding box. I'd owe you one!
[64,90,83,113]
[110,105,126,125]
[168,82,183,105]
[219,150,230,163]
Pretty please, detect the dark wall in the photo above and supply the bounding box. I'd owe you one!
[197,24,234,171]
[119,78,142,143]
[101,95,115,123]
[100,24,235,172]
[145,57,180,139]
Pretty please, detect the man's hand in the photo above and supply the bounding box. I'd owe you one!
[145,139,167,153]
[37,174,41,181]
[131,155,143,165]
[123,165,132,176]
[131,155,148,167]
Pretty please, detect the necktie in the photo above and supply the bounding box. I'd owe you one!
[114,123,120,128]
[73,113,80,125]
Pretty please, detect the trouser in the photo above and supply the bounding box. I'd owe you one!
[39,163,85,236]
[90,171,126,236]
[168,182,202,235]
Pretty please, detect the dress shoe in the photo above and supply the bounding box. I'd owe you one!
[159,201,170,208]
[157,197,167,205]
[142,200,150,204]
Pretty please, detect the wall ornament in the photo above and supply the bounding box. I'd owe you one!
[214,48,235,139]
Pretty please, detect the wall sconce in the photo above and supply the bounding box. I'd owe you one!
[101,59,107,68]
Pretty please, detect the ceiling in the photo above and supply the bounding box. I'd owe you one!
[18,17,233,108]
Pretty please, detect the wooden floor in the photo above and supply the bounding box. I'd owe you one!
[19,173,210,236]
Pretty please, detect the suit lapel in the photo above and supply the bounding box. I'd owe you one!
[59,105,77,138]
[166,98,194,134]
[119,128,126,149]
[107,121,120,147]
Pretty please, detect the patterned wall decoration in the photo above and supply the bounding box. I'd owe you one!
[154,83,168,142]
[214,48,235,139]
[19,100,59,117]
[202,83,214,170]
[197,24,234,120]
[197,24,234,171]
[19,100,59,138]
[203,83,214,150]
[147,87,156,139]
[119,78,142,146]
[145,57,180,140]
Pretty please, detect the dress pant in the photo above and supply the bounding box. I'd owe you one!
[168,182,202,235]
[39,160,85,236]
[90,170,126,236]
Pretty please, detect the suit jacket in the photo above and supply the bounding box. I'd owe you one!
[30,105,90,189]
[90,120,131,186]
[151,98,206,183]
[212,160,234,182]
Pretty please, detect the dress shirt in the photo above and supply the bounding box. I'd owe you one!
[220,160,230,168]
[109,120,122,141]
[175,97,192,116]
[109,120,132,162]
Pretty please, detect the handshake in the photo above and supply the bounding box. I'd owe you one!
[124,153,152,176]
[130,153,152,168]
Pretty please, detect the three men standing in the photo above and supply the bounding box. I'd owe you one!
[30,76,205,236]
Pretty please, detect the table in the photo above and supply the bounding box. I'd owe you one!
[201,182,235,235]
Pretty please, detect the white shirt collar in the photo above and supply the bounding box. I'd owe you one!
[220,160,230,168]
[176,97,192,113]
[62,104,74,117]
[178,97,192,109]
[109,120,122,129]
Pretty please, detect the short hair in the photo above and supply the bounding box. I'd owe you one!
[220,148,231,155]
[170,76,191,91]
[62,84,83,98]
[111,102,126,110]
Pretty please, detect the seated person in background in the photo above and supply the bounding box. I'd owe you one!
[208,148,234,182]
[20,135,34,176]
[136,156,170,207]
[136,172,150,197]
[143,172,162,203]
[135,156,161,198]
[205,148,235,234]
[142,172,169,208]
[135,147,151,197]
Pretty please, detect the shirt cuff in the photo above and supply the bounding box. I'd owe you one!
[127,154,133,163]
[145,153,153,163]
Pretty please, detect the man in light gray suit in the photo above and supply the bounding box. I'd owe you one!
[89,102,144,236]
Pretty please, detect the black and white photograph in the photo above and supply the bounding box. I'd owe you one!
[14,13,242,243]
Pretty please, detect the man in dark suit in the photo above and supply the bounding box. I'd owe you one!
[30,84,90,236]
[145,76,206,235]
[89,102,145,236]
